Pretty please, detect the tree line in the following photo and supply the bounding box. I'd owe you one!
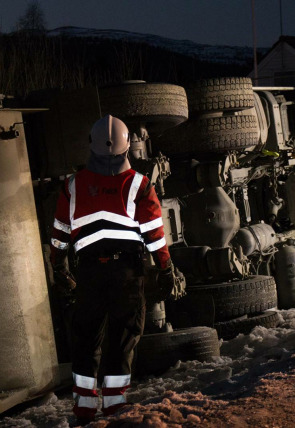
[0,32,253,98]
[1,0,253,98]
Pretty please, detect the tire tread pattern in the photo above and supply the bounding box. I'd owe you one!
[99,83,188,123]
[187,276,277,322]
[136,327,220,376]
[187,77,255,113]
[214,310,280,340]
[196,114,259,152]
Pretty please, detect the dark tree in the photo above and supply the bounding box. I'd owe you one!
[15,0,47,31]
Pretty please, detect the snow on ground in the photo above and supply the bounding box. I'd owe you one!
[1,309,295,427]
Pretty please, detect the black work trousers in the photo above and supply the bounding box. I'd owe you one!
[71,253,146,379]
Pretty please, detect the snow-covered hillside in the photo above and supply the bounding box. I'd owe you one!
[47,26,268,67]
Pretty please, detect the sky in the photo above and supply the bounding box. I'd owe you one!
[1,0,295,48]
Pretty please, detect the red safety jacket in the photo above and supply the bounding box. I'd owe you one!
[50,168,171,269]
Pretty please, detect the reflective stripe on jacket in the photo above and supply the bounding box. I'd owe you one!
[50,168,170,269]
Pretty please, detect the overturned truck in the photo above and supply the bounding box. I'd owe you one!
[1,78,295,411]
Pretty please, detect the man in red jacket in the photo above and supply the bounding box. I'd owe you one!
[50,115,175,425]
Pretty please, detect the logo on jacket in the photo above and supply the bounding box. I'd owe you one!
[88,185,99,196]
[102,187,118,195]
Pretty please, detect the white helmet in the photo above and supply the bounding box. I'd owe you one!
[90,115,130,156]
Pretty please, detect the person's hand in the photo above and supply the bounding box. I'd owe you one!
[53,264,76,290]
[156,263,176,301]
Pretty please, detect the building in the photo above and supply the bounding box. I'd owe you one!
[249,36,295,86]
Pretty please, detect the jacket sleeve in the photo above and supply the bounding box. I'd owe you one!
[50,179,71,267]
[135,180,171,270]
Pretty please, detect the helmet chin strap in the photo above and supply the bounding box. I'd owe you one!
[87,151,131,176]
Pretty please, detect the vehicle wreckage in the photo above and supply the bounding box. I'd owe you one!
[1,78,295,411]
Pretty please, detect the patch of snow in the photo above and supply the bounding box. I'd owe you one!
[1,309,294,427]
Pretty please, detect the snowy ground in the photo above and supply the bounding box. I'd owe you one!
[1,309,295,428]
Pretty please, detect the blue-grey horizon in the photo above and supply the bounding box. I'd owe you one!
[1,0,295,48]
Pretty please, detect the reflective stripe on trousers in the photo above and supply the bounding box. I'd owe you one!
[102,374,131,412]
[72,372,98,419]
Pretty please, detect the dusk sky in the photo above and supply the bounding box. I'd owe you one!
[1,0,295,48]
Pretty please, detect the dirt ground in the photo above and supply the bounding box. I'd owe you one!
[91,354,295,428]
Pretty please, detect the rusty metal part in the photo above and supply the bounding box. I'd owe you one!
[206,247,248,279]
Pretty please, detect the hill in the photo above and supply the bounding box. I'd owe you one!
[0,27,268,97]
[48,26,268,67]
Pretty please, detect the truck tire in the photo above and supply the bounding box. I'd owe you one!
[98,82,188,134]
[186,276,277,322]
[155,112,259,154]
[135,327,220,376]
[193,112,260,152]
[214,310,280,340]
[186,77,255,114]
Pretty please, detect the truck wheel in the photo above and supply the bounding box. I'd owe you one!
[192,112,259,152]
[186,77,255,114]
[185,276,277,322]
[98,82,188,135]
[135,327,220,377]
[155,111,259,154]
[214,310,280,340]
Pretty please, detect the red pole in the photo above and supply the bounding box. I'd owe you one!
[251,0,258,84]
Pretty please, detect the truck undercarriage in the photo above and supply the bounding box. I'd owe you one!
[1,78,295,412]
